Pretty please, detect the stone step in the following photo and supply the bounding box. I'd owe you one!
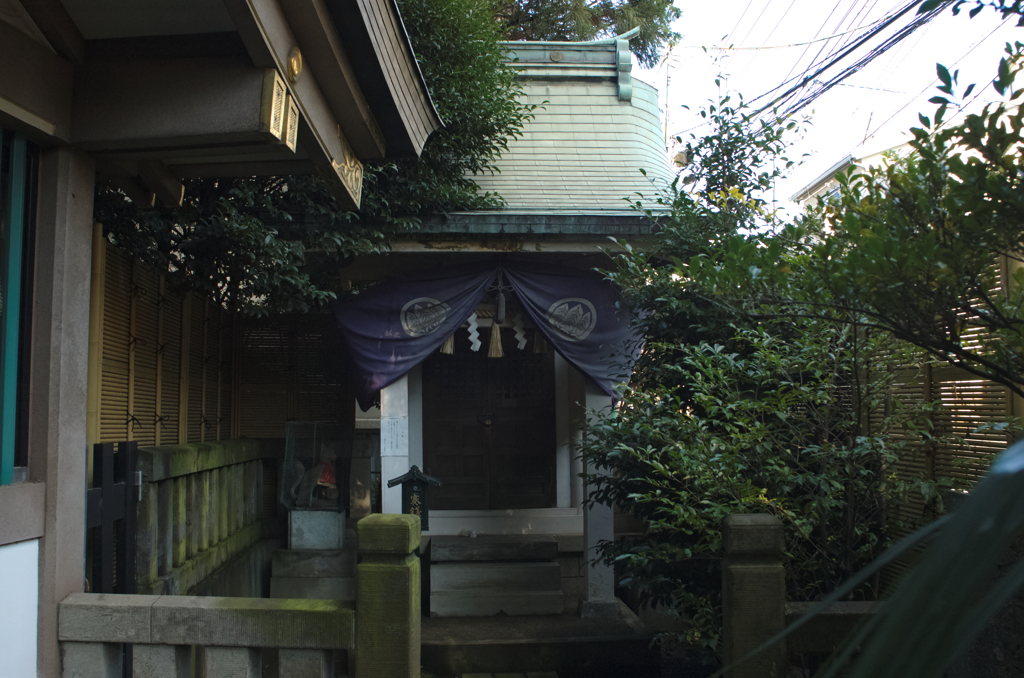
[269,576,356,601]
[272,548,356,578]
[430,591,563,617]
[432,562,561,593]
[421,600,658,677]
[431,535,558,563]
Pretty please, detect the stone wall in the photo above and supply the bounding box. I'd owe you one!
[134,438,283,596]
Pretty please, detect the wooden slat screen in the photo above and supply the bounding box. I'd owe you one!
[877,354,1015,588]
[96,245,239,446]
[100,249,131,442]
[237,314,350,438]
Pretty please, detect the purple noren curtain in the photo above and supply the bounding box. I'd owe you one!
[331,262,641,410]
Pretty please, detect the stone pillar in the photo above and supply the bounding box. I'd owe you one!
[133,644,190,678]
[279,649,332,678]
[136,482,159,590]
[172,476,187,567]
[32,148,96,678]
[356,514,421,678]
[204,647,261,677]
[722,514,786,678]
[554,353,572,508]
[208,468,220,546]
[61,642,122,678]
[380,376,410,515]
[157,480,173,576]
[579,379,617,618]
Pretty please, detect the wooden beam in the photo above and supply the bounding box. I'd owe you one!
[0,18,73,143]
[72,57,278,151]
[138,160,184,208]
[280,0,386,158]
[225,0,364,208]
[19,0,85,64]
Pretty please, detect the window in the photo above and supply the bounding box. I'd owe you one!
[0,128,35,484]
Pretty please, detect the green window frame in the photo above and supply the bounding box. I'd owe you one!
[0,128,31,485]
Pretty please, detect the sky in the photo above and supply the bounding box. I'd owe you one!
[632,0,1022,213]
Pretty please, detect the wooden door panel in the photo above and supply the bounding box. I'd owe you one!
[424,322,555,511]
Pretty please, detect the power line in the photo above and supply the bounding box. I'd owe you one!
[747,0,920,111]
[736,0,801,81]
[857,15,1014,146]
[779,0,859,87]
[752,0,949,118]
[663,14,893,53]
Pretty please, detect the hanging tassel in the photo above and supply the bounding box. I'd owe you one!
[534,331,548,354]
[488,320,504,358]
[439,334,454,354]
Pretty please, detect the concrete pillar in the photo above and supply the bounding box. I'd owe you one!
[248,461,260,527]
[554,353,572,508]
[157,480,173,575]
[233,463,243,532]
[186,474,199,558]
[208,468,220,546]
[133,644,190,678]
[136,482,159,589]
[172,476,187,567]
[356,514,421,678]
[279,649,332,678]
[219,464,230,541]
[31,148,96,678]
[721,514,786,678]
[568,365,587,509]
[380,376,410,515]
[199,471,210,551]
[408,365,423,470]
[579,379,617,618]
[204,647,261,677]
[60,642,121,678]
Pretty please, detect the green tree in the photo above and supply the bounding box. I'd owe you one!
[688,41,1024,397]
[494,0,680,67]
[580,94,948,659]
[95,0,533,315]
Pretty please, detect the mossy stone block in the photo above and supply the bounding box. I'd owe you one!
[357,514,420,555]
[722,513,783,557]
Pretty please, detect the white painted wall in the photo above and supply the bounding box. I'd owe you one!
[408,365,423,470]
[0,539,39,676]
[380,375,410,514]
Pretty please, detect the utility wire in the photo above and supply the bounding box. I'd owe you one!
[779,0,855,86]
[858,15,1013,146]
[751,0,949,118]
[665,15,892,52]
[747,0,921,110]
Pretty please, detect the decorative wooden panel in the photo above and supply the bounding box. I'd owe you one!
[158,287,181,445]
[236,314,349,438]
[131,262,160,447]
[100,247,132,443]
[95,244,238,447]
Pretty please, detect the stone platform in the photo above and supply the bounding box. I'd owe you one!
[421,598,659,678]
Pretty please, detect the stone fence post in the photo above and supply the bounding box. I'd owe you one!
[356,513,421,678]
[722,514,786,678]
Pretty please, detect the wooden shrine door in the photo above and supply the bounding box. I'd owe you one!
[423,330,555,510]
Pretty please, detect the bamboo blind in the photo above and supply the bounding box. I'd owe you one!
[93,244,238,446]
[236,313,351,438]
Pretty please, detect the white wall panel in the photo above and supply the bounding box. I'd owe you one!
[0,539,39,677]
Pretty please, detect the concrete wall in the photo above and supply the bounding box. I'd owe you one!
[0,539,39,677]
[190,537,282,599]
[30,146,96,678]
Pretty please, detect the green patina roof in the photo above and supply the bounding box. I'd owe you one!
[441,37,675,233]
